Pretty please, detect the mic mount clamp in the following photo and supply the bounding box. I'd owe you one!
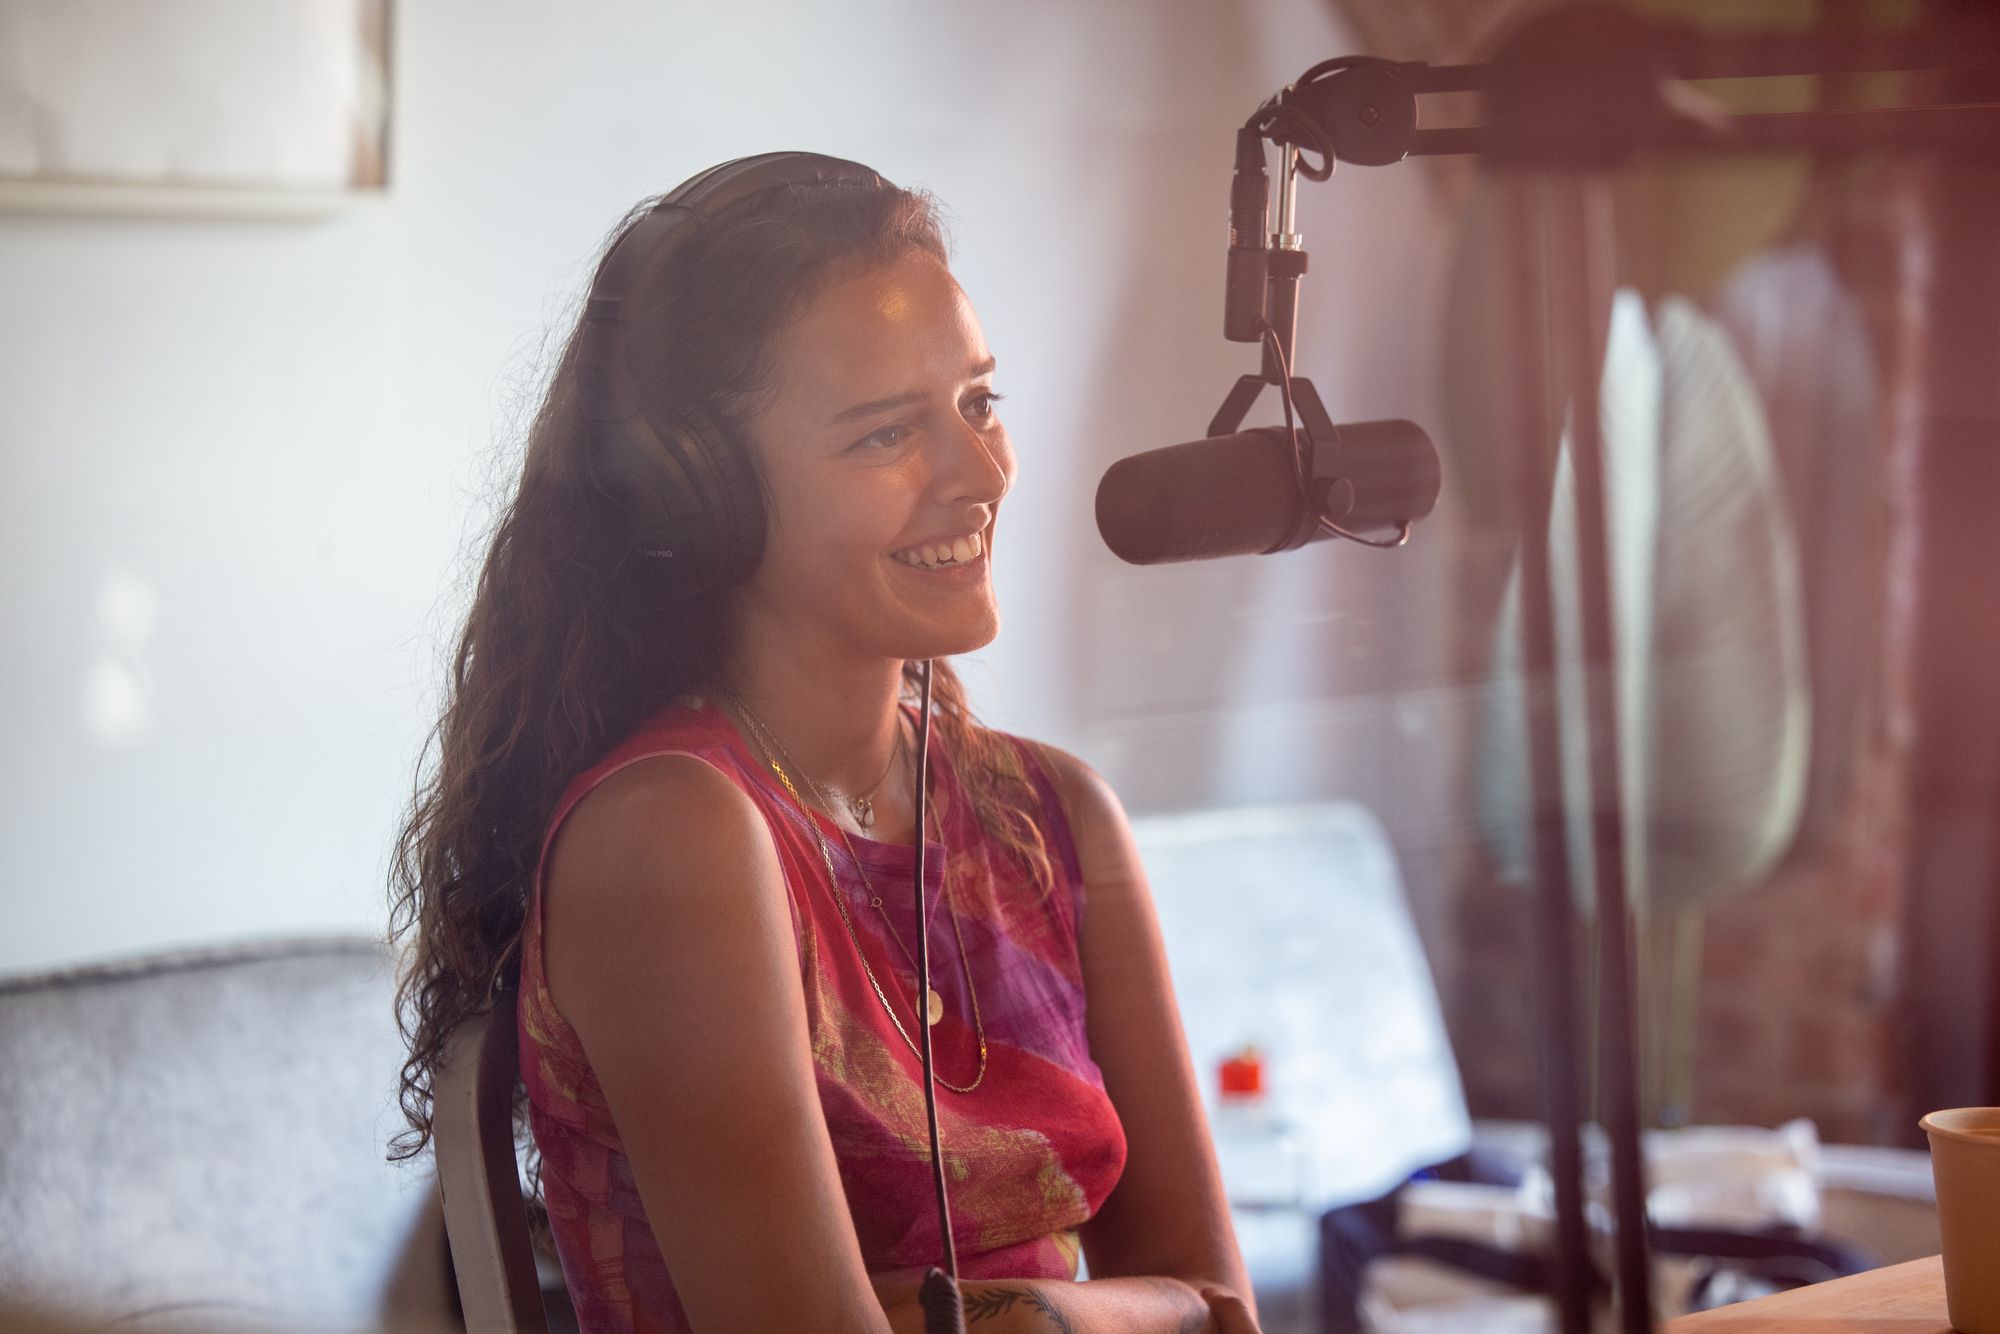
[1205,366,1347,554]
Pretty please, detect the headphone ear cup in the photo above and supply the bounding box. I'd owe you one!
[576,151,885,600]
[596,405,765,600]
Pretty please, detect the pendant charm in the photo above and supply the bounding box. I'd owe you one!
[926,987,944,1027]
[852,796,874,829]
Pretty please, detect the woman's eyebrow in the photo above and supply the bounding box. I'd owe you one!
[820,355,998,428]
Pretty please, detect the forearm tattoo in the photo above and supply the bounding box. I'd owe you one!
[963,1287,1077,1334]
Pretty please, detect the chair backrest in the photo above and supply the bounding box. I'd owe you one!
[433,988,551,1334]
[0,936,455,1332]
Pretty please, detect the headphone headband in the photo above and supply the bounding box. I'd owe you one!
[588,153,885,334]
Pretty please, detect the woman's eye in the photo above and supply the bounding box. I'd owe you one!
[856,424,908,451]
[854,393,1003,451]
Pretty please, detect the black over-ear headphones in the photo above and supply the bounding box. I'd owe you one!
[579,151,888,601]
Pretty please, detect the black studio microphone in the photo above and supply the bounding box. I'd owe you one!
[1095,420,1440,565]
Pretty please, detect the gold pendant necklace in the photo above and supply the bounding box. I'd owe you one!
[726,692,988,1092]
[848,725,903,831]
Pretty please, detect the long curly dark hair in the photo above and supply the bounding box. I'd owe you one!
[388,169,1053,1162]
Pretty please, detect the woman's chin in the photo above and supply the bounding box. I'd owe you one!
[889,608,1000,663]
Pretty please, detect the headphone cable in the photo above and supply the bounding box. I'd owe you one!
[911,658,966,1332]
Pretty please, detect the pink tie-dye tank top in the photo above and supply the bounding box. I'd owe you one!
[517,696,1128,1332]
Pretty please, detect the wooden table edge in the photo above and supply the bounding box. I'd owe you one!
[1661,1254,1948,1331]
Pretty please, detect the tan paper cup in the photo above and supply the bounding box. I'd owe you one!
[1923,1107,2000,1334]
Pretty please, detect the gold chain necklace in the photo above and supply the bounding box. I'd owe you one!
[731,697,955,1017]
[725,692,989,1093]
[813,716,937,984]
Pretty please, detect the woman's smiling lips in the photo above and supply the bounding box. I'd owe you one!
[889,529,986,572]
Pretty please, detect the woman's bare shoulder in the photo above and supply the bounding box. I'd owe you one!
[550,750,777,897]
[554,750,765,869]
[1010,737,1134,862]
[542,752,789,1034]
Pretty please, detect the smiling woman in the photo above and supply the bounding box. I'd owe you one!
[388,154,1254,1334]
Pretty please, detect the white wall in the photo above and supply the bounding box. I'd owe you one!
[0,0,1456,973]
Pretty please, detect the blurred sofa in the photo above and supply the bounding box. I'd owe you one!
[0,937,457,1333]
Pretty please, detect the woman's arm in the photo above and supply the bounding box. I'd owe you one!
[1035,744,1256,1316]
[881,739,1259,1332]
[543,754,892,1334]
[878,1276,1209,1334]
[882,743,1259,1333]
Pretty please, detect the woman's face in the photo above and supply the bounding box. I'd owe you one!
[730,250,1015,665]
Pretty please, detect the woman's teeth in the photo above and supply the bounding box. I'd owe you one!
[892,532,983,570]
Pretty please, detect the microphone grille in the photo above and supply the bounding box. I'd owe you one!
[1095,429,1300,564]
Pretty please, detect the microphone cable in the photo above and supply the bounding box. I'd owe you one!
[1243,56,1372,182]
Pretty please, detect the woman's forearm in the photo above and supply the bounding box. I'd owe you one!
[884,1275,1213,1334]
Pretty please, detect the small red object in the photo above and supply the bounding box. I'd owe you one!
[1218,1045,1264,1098]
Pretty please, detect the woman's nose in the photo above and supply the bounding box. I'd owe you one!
[941,414,1013,508]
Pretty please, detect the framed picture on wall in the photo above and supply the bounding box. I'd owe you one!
[0,0,392,218]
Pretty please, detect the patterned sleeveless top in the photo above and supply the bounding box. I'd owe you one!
[517,696,1128,1333]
